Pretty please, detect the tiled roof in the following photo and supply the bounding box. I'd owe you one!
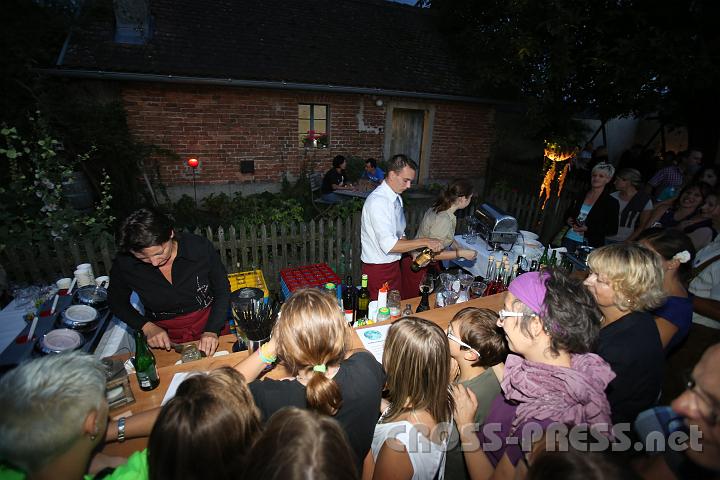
[58,0,485,98]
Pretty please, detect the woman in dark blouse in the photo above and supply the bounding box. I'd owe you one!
[108,208,230,355]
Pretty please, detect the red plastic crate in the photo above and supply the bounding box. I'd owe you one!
[280,263,341,293]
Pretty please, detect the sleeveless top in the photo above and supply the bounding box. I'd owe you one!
[372,419,448,480]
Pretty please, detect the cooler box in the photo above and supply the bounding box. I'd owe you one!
[227,270,269,298]
[280,263,341,299]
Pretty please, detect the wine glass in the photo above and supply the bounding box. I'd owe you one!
[470,281,487,299]
[439,273,455,293]
[419,272,436,295]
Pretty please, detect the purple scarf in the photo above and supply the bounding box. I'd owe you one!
[502,353,615,433]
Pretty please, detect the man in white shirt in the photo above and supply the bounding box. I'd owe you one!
[360,154,443,299]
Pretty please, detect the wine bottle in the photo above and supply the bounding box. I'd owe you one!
[515,255,526,275]
[549,249,557,267]
[538,245,549,269]
[356,274,370,321]
[342,275,355,326]
[134,329,159,391]
[411,248,435,272]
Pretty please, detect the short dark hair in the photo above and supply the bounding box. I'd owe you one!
[118,208,173,253]
[243,408,359,480]
[513,269,602,356]
[148,368,261,480]
[637,227,696,284]
[453,307,508,368]
[365,158,377,168]
[332,155,346,168]
[387,154,418,174]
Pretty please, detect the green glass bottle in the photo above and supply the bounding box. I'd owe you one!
[356,274,370,321]
[134,329,160,391]
[538,245,549,269]
[549,249,557,267]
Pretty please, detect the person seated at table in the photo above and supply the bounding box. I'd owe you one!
[562,162,620,250]
[108,208,230,356]
[453,270,614,480]
[445,307,508,480]
[243,407,359,479]
[637,228,695,351]
[363,158,385,183]
[676,188,719,251]
[234,288,385,475]
[0,351,114,480]
[638,181,711,232]
[147,367,261,479]
[584,244,666,425]
[400,179,478,299]
[321,155,353,203]
[366,316,454,480]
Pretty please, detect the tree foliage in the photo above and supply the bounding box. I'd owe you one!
[428,0,720,151]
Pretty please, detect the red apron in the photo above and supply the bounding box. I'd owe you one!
[154,306,213,344]
[400,255,427,300]
[362,261,402,300]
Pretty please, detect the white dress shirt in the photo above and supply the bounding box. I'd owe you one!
[689,235,720,329]
[361,181,406,264]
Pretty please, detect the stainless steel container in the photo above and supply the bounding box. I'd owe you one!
[474,203,519,245]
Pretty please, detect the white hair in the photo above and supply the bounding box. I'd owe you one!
[592,162,615,178]
[0,351,106,473]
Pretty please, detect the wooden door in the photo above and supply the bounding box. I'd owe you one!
[389,108,425,174]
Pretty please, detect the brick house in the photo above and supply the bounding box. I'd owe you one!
[49,0,501,200]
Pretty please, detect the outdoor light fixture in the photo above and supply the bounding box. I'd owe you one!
[375,99,384,107]
[187,157,199,206]
[539,142,576,209]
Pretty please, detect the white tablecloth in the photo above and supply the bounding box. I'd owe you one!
[447,235,559,279]
[0,300,30,354]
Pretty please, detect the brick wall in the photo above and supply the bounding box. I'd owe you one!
[121,83,495,193]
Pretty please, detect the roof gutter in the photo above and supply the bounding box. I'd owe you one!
[37,68,518,106]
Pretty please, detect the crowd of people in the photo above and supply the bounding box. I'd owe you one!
[0,147,719,480]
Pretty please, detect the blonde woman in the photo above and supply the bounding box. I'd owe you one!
[562,162,619,249]
[240,288,385,475]
[584,244,666,424]
[367,317,454,480]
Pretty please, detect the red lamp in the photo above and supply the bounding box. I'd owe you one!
[187,157,199,168]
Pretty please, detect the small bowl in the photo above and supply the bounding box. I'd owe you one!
[61,304,99,331]
[37,328,84,355]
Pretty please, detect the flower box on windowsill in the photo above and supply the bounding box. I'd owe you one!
[302,131,329,149]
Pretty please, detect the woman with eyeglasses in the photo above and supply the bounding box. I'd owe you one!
[453,270,614,480]
[108,208,231,356]
[584,244,666,425]
[445,307,508,480]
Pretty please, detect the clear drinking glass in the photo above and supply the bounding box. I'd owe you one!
[470,281,487,299]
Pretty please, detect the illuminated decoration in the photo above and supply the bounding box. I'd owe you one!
[187,158,199,206]
[539,142,576,209]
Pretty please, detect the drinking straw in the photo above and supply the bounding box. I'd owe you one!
[67,277,77,295]
[26,315,39,341]
[50,294,59,315]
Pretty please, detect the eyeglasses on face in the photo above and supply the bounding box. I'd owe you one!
[684,372,719,426]
[496,309,536,327]
[446,329,481,358]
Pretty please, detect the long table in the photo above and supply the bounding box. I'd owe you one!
[103,292,506,456]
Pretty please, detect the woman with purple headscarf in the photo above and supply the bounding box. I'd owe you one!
[453,269,615,480]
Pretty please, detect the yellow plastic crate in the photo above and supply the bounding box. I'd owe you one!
[227,269,269,298]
